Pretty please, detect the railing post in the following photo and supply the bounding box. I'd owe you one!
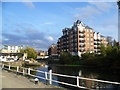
[17,66,19,72]
[28,68,31,75]
[49,69,52,84]
[9,65,10,70]
[77,76,79,87]
[45,72,48,84]
[2,64,4,69]
[23,68,25,75]
[16,66,19,75]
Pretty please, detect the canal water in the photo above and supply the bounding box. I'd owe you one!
[30,65,120,89]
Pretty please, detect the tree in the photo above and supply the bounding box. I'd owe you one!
[25,47,37,59]
[106,45,113,56]
[100,44,106,56]
[18,49,25,58]
[113,39,117,47]
[19,47,37,59]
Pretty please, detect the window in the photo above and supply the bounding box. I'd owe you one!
[90,30,93,33]
[87,34,89,37]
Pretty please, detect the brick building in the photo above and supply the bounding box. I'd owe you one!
[57,20,108,57]
[48,44,58,58]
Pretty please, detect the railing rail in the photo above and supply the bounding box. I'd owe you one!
[1,64,120,90]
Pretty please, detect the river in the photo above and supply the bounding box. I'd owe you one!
[29,64,120,89]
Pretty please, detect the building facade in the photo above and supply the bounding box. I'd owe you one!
[1,45,23,53]
[48,44,58,59]
[57,20,108,56]
[0,45,23,61]
[37,50,48,59]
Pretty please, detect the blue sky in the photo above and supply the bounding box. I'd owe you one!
[2,2,118,50]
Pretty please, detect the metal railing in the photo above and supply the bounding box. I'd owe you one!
[1,64,120,90]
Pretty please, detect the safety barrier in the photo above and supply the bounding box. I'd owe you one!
[1,64,120,90]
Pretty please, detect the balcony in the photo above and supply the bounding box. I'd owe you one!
[80,44,85,47]
[94,39,101,41]
[80,48,85,52]
[79,31,85,33]
[79,35,85,38]
[79,40,85,43]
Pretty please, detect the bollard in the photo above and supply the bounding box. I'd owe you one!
[49,70,52,84]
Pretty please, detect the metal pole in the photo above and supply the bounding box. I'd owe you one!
[28,68,31,75]
[49,70,52,84]
[17,66,19,72]
[16,66,19,75]
[2,64,4,69]
[23,68,25,75]
[45,72,48,84]
[9,65,10,70]
[77,76,79,87]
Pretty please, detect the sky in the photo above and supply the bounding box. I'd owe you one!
[2,2,118,50]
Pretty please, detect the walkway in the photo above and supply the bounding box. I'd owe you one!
[1,70,61,89]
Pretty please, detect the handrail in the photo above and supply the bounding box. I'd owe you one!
[1,64,120,90]
[52,72,77,78]
[78,77,120,85]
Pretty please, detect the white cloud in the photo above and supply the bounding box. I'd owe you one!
[75,6,101,20]
[44,22,53,25]
[89,2,112,12]
[47,36,54,41]
[32,40,43,43]
[74,2,113,20]
[93,15,118,40]
[22,2,35,8]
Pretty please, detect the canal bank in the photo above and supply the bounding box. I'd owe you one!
[1,70,65,89]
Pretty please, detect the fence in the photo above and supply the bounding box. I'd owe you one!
[1,64,120,90]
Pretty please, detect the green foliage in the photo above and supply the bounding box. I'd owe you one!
[81,53,95,60]
[25,47,37,59]
[81,44,120,70]
[19,47,37,59]
[100,44,106,56]
[58,43,120,71]
[59,52,79,64]
[18,49,25,58]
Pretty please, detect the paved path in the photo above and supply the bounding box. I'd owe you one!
[1,70,58,88]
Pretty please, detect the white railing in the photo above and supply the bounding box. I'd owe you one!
[1,64,120,90]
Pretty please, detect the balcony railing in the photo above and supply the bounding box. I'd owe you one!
[79,40,85,43]
[79,35,85,38]
[79,31,85,33]
[80,45,85,47]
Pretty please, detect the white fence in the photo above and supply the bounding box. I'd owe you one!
[1,64,120,90]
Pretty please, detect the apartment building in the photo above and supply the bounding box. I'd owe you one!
[94,32,108,54]
[1,45,23,53]
[0,45,23,61]
[57,20,108,56]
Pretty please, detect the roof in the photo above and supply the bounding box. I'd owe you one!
[85,26,93,29]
